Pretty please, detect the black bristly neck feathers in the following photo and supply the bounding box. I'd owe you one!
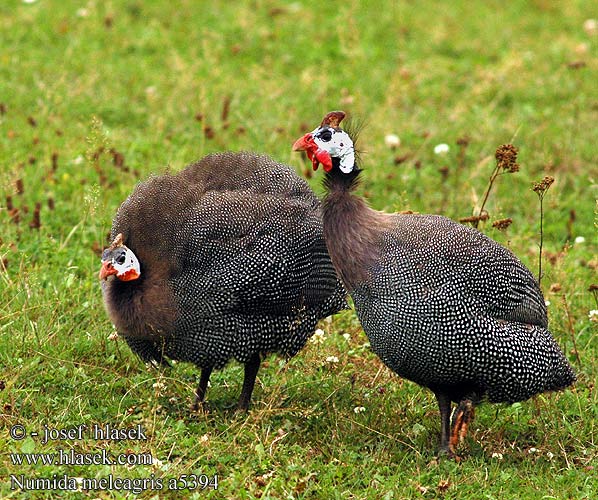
[322,159,362,194]
[321,159,391,291]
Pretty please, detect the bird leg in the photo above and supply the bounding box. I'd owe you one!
[191,366,213,412]
[237,352,261,411]
[449,399,475,453]
[434,392,453,456]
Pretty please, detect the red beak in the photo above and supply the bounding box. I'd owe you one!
[292,133,333,172]
[99,261,117,280]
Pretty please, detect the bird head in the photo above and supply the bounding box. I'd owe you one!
[99,233,141,281]
[292,111,355,174]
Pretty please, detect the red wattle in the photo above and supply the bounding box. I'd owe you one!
[315,149,332,172]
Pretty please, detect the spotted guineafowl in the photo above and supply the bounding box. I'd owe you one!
[293,111,575,456]
[100,152,346,410]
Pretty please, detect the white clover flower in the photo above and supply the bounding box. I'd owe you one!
[384,134,401,149]
[342,333,351,341]
[528,447,539,454]
[434,143,450,155]
[583,19,598,36]
[546,451,554,459]
[353,406,366,414]
[491,452,503,459]
[73,155,84,165]
[545,300,551,307]
[310,328,326,344]
[152,381,167,391]
[574,236,585,244]
[589,310,598,322]
[325,356,339,363]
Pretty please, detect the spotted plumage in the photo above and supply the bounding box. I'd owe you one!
[101,152,346,409]
[293,111,575,456]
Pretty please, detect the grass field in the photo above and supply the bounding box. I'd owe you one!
[1,0,597,498]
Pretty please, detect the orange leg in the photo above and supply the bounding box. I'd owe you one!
[449,399,475,453]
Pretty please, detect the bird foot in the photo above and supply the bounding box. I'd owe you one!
[190,400,210,414]
[437,445,462,462]
[235,400,251,413]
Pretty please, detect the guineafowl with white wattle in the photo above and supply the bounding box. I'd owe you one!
[100,152,346,411]
[293,111,575,456]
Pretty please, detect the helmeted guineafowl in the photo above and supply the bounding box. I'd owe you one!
[100,152,346,410]
[293,111,575,456]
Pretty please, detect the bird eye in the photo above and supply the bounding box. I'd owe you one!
[115,253,126,265]
[317,129,332,142]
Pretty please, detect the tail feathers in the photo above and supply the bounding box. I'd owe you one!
[486,324,575,403]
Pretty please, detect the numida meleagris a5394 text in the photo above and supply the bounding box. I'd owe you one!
[293,111,575,456]
[100,152,346,410]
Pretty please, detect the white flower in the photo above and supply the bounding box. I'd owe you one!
[108,331,119,341]
[491,452,503,459]
[546,451,554,459]
[152,381,167,391]
[76,8,89,17]
[434,143,450,155]
[310,328,326,344]
[22,0,37,4]
[589,310,598,322]
[545,300,551,307]
[342,333,351,341]
[353,406,366,414]
[384,134,401,149]
[528,447,539,454]
[574,236,585,244]
[583,19,598,36]
[325,356,339,363]
[73,155,84,165]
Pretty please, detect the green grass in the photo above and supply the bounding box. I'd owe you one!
[1,0,597,498]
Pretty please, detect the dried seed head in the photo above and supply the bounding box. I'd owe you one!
[51,152,59,171]
[29,202,41,230]
[459,213,489,224]
[456,136,470,147]
[438,165,449,181]
[532,176,555,195]
[495,144,519,173]
[492,217,513,230]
